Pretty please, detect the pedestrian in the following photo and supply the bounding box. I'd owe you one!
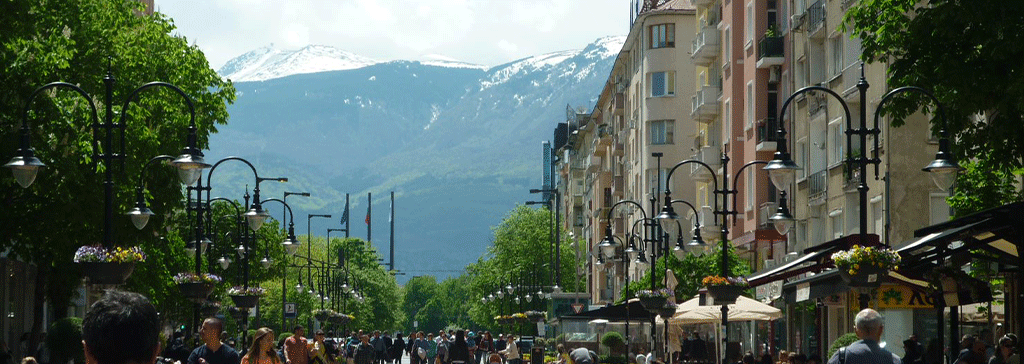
[425,334,438,364]
[449,331,470,364]
[500,336,519,364]
[414,333,430,364]
[81,290,161,364]
[690,333,707,362]
[242,328,280,364]
[825,309,901,364]
[569,347,597,364]
[284,326,309,364]
[390,334,405,364]
[354,336,375,364]
[904,335,924,364]
[325,332,340,364]
[437,333,450,364]
[466,333,478,364]
[988,336,1018,364]
[188,318,241,364]
[407,333,418,364]
[372,331,387,364]
[382,332,394,364]
[480,333,495,363]
[311,331,330,364]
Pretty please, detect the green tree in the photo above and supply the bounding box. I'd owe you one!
[0,0,234,351]
[466,205,582,329]
[402,276,439,332]
[843,1,1024,172]
[945,151,1023,218]
[624,245,751,302]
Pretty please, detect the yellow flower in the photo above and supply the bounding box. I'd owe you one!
[849,269,856,275]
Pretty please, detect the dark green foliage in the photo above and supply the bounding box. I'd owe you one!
[843,0,1024,173]
[624,245,751,303]
[601,332,625,355]
[47,317,84,364]
[826,333,859,359]
[946,152,1023,218]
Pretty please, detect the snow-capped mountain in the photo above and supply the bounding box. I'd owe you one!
[218,44,378,82]
[209,36,626,280]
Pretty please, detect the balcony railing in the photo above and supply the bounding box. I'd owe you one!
[691,26,720,65]
[808,0,825,36]
[756,35,784,68]
[690,85,721,122]
[808,170,827,201]
[756,117,779,144]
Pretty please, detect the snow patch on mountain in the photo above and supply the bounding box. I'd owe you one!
[416,54,488,70]
[218,44,378,82]
[479,35,625,91]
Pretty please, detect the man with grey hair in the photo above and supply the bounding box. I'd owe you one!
[826,309,901,364]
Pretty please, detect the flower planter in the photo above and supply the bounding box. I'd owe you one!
[838,265,887,288]
[706,285,745,305]
[178,282,216,301]
[78,262,136,285]
[200,304,221,317]
[526,312,545,322]
[230,294,260,308]
[638,297,668,310]
[228,307,248,320]
[654,306,677,318]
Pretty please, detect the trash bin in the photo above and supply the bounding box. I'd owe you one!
[531,347,545,364]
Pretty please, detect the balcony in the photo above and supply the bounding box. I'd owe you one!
[808,0,826,38]
[756,35,784,69]
[758,202,778,230]
[613,92,625,115]
[756,117,779,151]
[612,175,624,197]
[690,145,721,182]
[586,155,602,173]
[699,205,722,237]
[597,124,612,148]
[691,26,720,66]
[691,85,721,122]
[612,141,625,156]
[808,170,827,202]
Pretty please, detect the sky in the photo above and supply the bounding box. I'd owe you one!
[155,0,630,70]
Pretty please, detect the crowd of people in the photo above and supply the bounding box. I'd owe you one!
[6,293,1020,364]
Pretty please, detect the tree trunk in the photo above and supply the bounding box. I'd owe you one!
[29,263,49,360]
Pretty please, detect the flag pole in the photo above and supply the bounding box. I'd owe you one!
[390,191,395,271]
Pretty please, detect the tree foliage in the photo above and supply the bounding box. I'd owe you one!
[0,0,234,350]
[843,0,1024,172]
[946,152,1023,218]
[624,245,751,302]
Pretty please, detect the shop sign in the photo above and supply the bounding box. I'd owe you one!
[875,284,936,309]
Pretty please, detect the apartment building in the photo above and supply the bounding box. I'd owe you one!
[556,0,698,306]
[686,0,952,357]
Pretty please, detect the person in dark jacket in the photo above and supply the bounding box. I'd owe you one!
[354,336,375,364]
[449,331,471,364]
[390,334,405,364]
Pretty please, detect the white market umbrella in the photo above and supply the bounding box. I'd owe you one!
[668,295,782,324]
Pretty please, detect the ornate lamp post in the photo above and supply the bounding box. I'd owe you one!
[5,73,209,280]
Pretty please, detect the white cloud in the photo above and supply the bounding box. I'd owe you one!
[155,0,627,69]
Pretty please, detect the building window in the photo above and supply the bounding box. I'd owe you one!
[650,71,676,97]
[746,82,754,130]
[796,139,807,180]
[649,120,674,145]
[828,119,844,167]
[649,23,675,49]
[745,2,754,46]
[829,36,843,76]
[746,168,754,211]
[724,27,732,66]
[830,209,843,239]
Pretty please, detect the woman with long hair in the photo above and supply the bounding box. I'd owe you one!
[243,328,281,364]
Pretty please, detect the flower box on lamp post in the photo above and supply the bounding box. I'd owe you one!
[228,286,265,309]
[637,288,673,310]
[702,276,749,305]
[831,245,900,288]
[73,245,146,285]
[173,272,222,301]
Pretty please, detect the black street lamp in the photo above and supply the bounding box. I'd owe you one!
[5,74,209,254]
[261,197,301,331]
[762,67,960,310]
[656,152,791,364]
[530,187,562,291]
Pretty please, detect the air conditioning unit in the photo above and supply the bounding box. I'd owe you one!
[791,13,805,30]
[769,66,781,83]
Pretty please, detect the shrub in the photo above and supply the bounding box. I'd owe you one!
[827,333,859,359]
[601,332,625,355]
[48,317,84,364]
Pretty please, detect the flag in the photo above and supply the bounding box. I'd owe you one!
[365,201,371,225]
[339,199,349,224]
[389,194,393,223]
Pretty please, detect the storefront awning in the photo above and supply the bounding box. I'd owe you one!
[896,202,1024,274]
[566,299,656,320]
[747,248,834,287]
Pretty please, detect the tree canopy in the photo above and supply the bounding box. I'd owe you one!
[843,0,1024,172]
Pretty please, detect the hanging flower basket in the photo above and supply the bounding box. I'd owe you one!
[227,306,248,320]
[199,302,222,317]
[228,286,265,308]
[74,245,146,285]
[313,309,335,322]
[512,313,528,323]
[174,273,222,301]
[832,245,900,288]
[78,262,137,285]
[702,276,749,305]
[525,311,546,322]
[637,288,673,310]
[653,303,678,318]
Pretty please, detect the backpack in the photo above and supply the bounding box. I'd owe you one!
[418,347,427,360]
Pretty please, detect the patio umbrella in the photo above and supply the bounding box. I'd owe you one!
[667,295,782,324]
